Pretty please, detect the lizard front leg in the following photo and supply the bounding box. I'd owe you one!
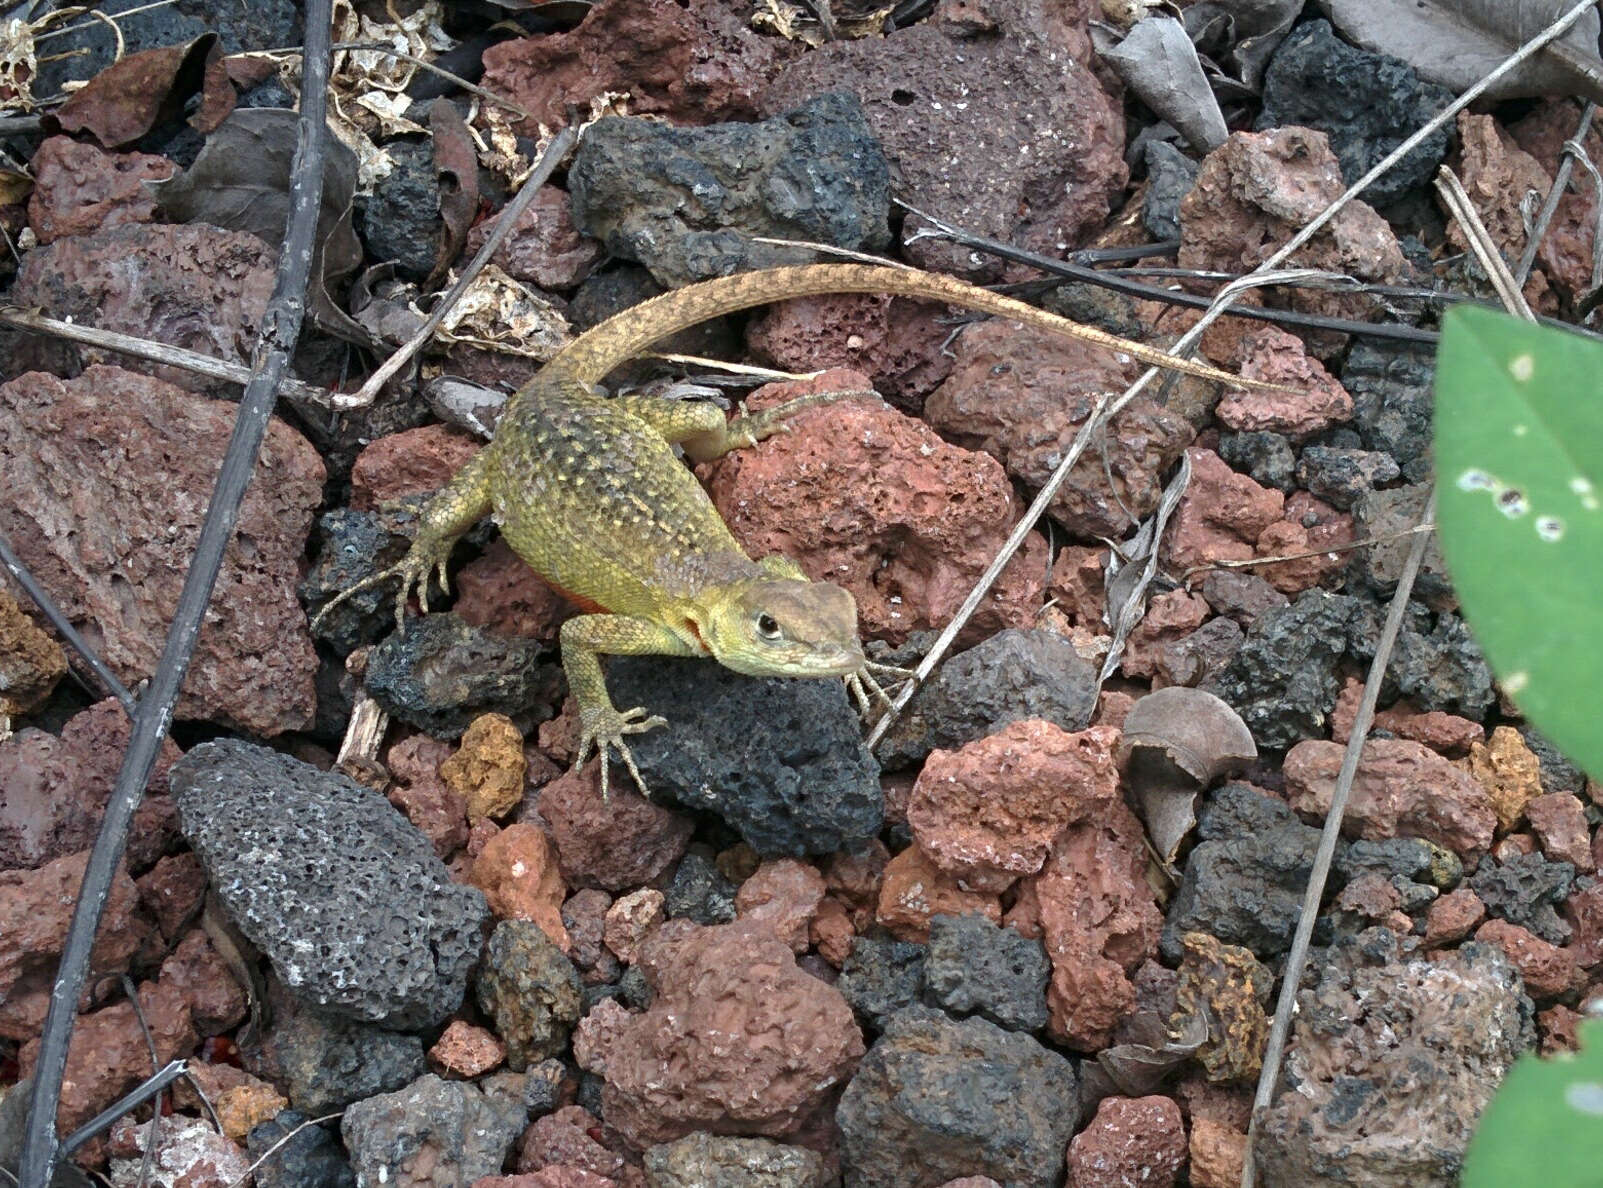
[311,449,496,632]
[609,388,880,463]
[560,612,701,800]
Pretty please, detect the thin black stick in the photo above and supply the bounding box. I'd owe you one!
[15,2,335,1182]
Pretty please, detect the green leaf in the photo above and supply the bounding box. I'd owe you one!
[1463,1018,1603,1186]
[1433,306,1603,779]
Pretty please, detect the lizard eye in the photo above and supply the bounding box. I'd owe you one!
[756,612,781,639]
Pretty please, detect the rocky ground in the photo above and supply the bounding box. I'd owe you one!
[2,0,1600,1186]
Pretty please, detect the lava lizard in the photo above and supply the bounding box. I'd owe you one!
[315,262,1283,797]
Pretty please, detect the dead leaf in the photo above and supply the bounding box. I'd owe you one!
[1319,0,1603,103]
[51,33,235,148]
[431,263,570,359]
[1100,450,1191,685]
[1079,1009,1207,1107]
[1120,686,1257,864]
[1185,0,1303,92]
[0,166,32,206]
[151,107,375,348]
[427,98,481,288]
[1099,15,1229,153]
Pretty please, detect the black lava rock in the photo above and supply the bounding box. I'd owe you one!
[247,1111,356,1188]
[301,504,423,652]
[1343,341,1434,483]
[476,920,584,1069]
[1351,483,1453,610]
[665,850,739,925]
[356,138,443,281]
[837,1006,1078,1188]
[173,740,488,1030]
[1383,611,1496,719]
[242,991,427,1115]
[877,628,1098,770]
[1520,726,1590,800]
[1143,139,1199,242]
[1210,590,1364,750]
[607,655,882,857]
[644,1132,828,1187]
[571,93,891,288]
[923,913,1050,1033]
[364,612,562,740]
[1163,784,1326,962]
[1257,20,1453,208]
[1336,837,1461,892]
[838,935,927,1032]
[1469,852,1576,945]
[1295,446,1400,511]
[1219,430,1297,493]
[1200,571,1289,629]
[341,1074,528,1188]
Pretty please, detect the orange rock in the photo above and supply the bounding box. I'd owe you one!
[469,823,570,950]
[1469,726,1546,833]
[441,712,527,821]
[876,845,1001,943]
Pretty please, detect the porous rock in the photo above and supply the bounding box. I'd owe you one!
[836,1006,1077,1188]
[172,739,488,1029]
[877,844,1001,943]
[642,1131,829,1188]
[1215,325,1354,439]
[27,135,171,243]
[342,1074,529,1188]
[1343,342,1434,484]
[838,934,927,1031]
[1063,1095,1186,1188]
[246,1110,356,1188]
[1469,851,1575,945]
[539,765,693,893]
[923,912,1050,1033]
[241,988,427,1115]
[477,920,583,1068]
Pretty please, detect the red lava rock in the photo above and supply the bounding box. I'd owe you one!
[136,852,207,943]
[1121,592,1211,680]
[572,921,863,1149]
[824,840,890,931]
[1510,100,1603,306]
[468,185,601,291]
[1451,113,1557,313]
[747,292,959,412]
[1,697,181,872]
[538,766,693,893]
[159,929,247,1036]
[1424,888,1486,948]
[1539,1004,1581,1055]
[937,1180,1004,1188]
[20,977,196,1131]
[1188,1118,1247,1188]
[1179,127,1407,325]
[430,1019,506,1078]
[1254,491,1353,595]
[0,366,321,735]
[1283,739,1496,857]
[907,721,1122,894]
[478,1170,618,1188]
[1093,689,1136,730]
[1526,792,1594,872]
[9,224,277,398]
[1475,919,1586,1000]
[925,321,1196,539]
[703,370,1047,646]
[734,859,826,954]
[1565,882,1603,968]
[455,538,577,643]
[1048,545,1107,627]
[563,887,618,984]
[1215,326,1353,439]
[1330,679,1485,757]
[604,889,667,965]
[762,0,1123,277]
[482,0,781,129]
[386,734,470,860]
[810,896,856,967]
[1064,1095,1186,1188]
[351,424,483,510]
[470,823,571,949]
[516,1104,625,1180]
[876,843,1003,942]
[1164,448,1284,574]
[1337,872,1406,921]
[27,135,172,244]
[1029,800,1163,1051]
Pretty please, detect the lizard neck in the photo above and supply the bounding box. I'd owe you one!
[539,263,1255,390]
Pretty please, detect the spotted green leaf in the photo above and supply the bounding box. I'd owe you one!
[1434,306,1603,779]
[1463,1018,1603,1186]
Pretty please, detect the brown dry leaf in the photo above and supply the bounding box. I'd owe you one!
[0,165,32,206]
[1079,1009,1207,1105]
[1120,686,1257,864]
[430,264,570,360]
[0,16,39,111]
[427,98,481,288]
[51,33,235,148]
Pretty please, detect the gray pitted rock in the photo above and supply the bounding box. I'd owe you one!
[172,740,488,1030]
[241,989,427,1114]
[837,1006,1078,1188]
[1163,784,1326,962]
[1521,727,1589,799]
[877,628,1097,770]
[665,850,739,926]
[476,919,583,1069]
[643,1131,830,1188]
[923,913,1049,1033]
[1142,140,1199,242]
[1209,590,1363,749]
[1343,341,1434,483]
[1352,484,1452,609]
[1253,930,1533,1188]
[1336,838,1461,900]
[1469,852,1575,945]
[1218,430,1296,493]
[1295,446,1401,510]
[570,94,890,288]
[341,1073,528,1188]
[355,138,441,282]
[838,935,927,1032]
[1257,21,1453,207]
[246,1111,356,1188]
[364,611,562,740]
[607,656,882,857]
[1200,571,1289,629]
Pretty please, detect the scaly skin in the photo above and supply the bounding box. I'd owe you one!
[317,263,1281,796]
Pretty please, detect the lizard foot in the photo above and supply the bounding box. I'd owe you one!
[575,704,668,801]
[308,540,453,635]
[846,660,916,720]
[727,387,882,447]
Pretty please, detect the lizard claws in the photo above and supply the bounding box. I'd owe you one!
[575,704,668,800]
[845,661,916,720]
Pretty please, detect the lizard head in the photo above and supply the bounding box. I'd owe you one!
[697,578,865,678]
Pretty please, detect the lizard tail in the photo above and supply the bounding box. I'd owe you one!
[545,262,1281,392]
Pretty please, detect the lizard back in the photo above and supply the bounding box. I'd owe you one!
[487,378,759,617]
